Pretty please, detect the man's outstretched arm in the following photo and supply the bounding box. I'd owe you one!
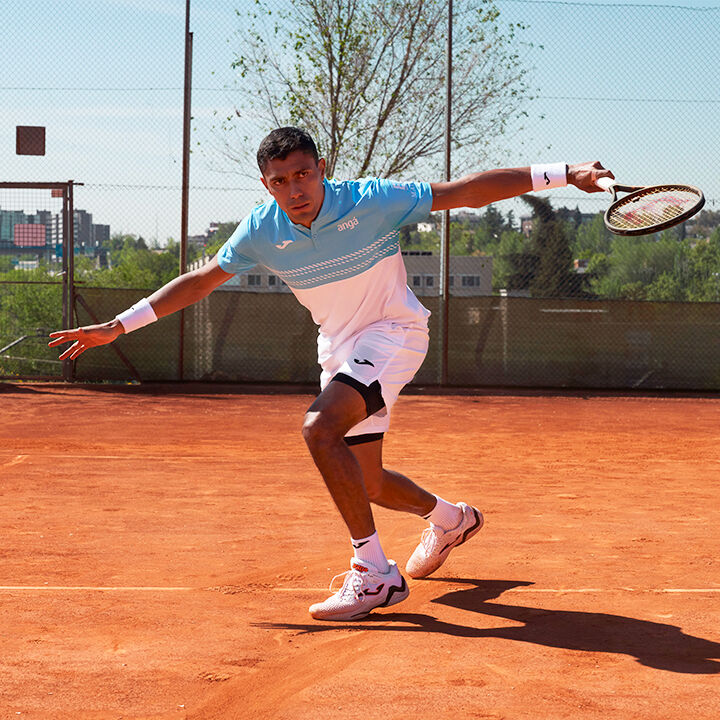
[430,161,613,212]
[48,256,233,361]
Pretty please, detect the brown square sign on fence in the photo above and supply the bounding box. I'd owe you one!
[16,125,46,155]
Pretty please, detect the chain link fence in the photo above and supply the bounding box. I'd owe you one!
[2,1,718,389]
[0,185,66,379]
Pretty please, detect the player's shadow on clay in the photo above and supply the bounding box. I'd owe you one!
[254,579,720,675]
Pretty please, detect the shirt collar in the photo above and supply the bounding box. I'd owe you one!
[311,178,337,228]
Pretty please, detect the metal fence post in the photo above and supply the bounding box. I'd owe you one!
[62,180,76,382]
[179,0,193,381]
[439,0,453,386]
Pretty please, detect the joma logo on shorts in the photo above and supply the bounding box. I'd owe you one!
[337,216,359,232]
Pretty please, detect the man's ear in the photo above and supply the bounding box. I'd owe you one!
[318,158,326,178]
[260,175,269,191]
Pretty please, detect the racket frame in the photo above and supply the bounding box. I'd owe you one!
[596,177,705,236]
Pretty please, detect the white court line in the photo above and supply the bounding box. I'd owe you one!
[519,588,720,594]
[272,587,720,594]
[0,586,717,594]
[8,455,234,461]
[0,586,193,592]
[1,454,28,468]
[539,308,608,314]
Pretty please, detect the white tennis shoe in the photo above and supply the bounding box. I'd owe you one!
[405,502,484,579]
[309,558,409,621]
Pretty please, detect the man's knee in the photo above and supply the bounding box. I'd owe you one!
[302,410,345,452]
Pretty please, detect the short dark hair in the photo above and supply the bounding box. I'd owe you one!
[256,126,319,173]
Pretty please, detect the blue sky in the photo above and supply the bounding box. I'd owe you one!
[1,0,718,242]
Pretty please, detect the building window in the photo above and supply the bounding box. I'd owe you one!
[425,275,434,287]
[462,275,480,287]
[248,274,262,286]
[449,276,454,287]
[412,275,421,287]
[268,275,277,286]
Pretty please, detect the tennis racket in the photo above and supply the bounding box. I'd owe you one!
[596,177,705,236]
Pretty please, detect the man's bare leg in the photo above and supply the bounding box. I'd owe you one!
[349,436,482,580]
[349,438,436,516]
[303,380,411,621]
[302,380,376,539]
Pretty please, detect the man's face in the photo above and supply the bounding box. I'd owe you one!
[260,151,326,228]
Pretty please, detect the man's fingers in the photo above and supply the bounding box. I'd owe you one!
[588,169,615,193]
[58,342,85,361]
[48,329,80,347]
[57,345,75,361]
[593,168,615,182]
[585,173,613,193]
[48,335,73,347]
[569,162,615,194]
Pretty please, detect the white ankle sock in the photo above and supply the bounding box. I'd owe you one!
[351,531,390,573]
[423,496,463,531]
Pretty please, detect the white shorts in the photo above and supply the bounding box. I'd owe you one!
[319,323,429,438]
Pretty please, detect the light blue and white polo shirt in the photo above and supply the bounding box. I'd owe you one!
[217,177,434,364]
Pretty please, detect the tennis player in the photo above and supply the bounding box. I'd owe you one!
[50,127,613,621]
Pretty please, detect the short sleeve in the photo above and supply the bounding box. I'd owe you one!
[216,216,258,275]
[371,179,433,230]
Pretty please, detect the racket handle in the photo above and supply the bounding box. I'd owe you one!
[595,176,616,193]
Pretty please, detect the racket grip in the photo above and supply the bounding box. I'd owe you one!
[596,176,616,193]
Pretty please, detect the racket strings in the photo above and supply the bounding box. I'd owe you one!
[608,188,700,231]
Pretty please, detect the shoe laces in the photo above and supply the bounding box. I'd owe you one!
[420,525,443,554]
[329,567,366,600]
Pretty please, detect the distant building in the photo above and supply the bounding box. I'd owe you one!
[93,224,110,247]
[574,258,589,274]
[74,209,93,249]
[187,257,293,293]
[404,253,493,296]
[521,216,534,238]
[0,206,110,262]
[188,221,223,251]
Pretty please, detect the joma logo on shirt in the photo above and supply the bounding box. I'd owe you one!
[337,216,359,232]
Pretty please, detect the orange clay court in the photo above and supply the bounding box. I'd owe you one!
[0,382,718,720]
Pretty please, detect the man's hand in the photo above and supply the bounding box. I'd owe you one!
[568,161,615,193]
[48,320,124,361]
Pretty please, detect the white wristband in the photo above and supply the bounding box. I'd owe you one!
[531,162,568,192]
[115,297,157,334]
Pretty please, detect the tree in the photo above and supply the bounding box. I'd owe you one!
[491,228,531,291]
[0,266,63,376]
[687,208,720,239]
[589,234,683,300]
[572,213,612,259]
[222,0,533,178]
[521,195,578,298]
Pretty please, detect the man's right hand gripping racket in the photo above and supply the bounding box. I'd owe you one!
[596,177,705,236]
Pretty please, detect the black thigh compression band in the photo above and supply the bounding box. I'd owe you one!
[331,372,386,417]
[344,432,384,446]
